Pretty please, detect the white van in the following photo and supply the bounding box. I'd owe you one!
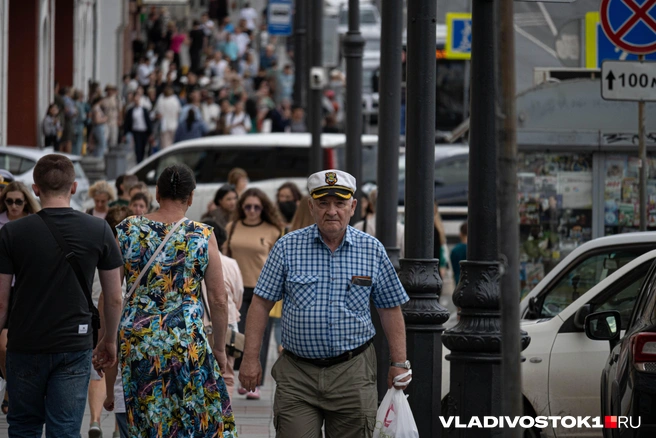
[127,133,378,220]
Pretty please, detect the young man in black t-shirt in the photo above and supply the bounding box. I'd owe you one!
[0,155,124,437]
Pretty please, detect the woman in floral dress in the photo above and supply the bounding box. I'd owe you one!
[116,164,237,437]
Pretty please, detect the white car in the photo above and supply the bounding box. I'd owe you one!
[127,133,378,221]
[336,2,381,35]
[0,146,89,210]
[442,233,656,437]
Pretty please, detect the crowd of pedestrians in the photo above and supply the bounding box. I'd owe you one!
[43,3,346,164]
[0,145,441,438]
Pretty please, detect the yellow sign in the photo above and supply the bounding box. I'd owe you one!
[446,13,472,60]
[585,12,601,69]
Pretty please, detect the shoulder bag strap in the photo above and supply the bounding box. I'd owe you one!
[36,210,101,346]
[124,217,187,303]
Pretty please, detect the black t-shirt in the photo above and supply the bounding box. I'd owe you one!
[0,208,123,353]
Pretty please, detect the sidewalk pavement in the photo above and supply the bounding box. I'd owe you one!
[0,340,277,438]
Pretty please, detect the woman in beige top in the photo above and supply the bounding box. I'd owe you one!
[224,187,283,399]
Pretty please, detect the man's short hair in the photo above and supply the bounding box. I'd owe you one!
[460,222,468,236]
[33,154,75,195]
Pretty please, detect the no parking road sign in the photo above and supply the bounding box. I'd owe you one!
[600,0,656,54]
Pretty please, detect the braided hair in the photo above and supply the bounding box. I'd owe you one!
[157,164,196,202]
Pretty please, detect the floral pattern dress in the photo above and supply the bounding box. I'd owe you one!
[116,217,237,438]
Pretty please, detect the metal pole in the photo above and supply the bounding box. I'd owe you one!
[497,0,530,432]
[293,0,308,109]
[371,0,403,402]
[639,55,647,231]
[399,0,449,435]
[442,0,504,433]
[344,0,364,223]
[376,0,402,269]
[308,0,323,173]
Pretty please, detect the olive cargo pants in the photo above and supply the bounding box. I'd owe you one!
[271,344,378,438]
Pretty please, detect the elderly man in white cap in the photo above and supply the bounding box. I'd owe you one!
[239,169,412,438]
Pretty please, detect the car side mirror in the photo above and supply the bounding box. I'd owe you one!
[585,311,621,345]
[573,304,592,330]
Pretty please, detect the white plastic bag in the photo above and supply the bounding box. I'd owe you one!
[373,372,419,438]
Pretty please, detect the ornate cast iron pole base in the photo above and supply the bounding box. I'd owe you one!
[442,261,502,436]
[399,258,450,435]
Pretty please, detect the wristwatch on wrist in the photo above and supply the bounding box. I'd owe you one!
[390,360,411,369]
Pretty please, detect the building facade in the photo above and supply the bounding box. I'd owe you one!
[0,0,128,147]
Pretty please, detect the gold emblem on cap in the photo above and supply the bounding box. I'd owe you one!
[325,172,338,186]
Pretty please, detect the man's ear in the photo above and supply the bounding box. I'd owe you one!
[350,198,358,217]
[70,181,78,195]
[32,184,40,198]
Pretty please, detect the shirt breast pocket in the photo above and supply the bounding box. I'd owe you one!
[346,284,372,314]
[287,274,318,309]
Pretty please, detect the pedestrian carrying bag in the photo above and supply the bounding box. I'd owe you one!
[199,282,245,358]
[124,217,186,306]
[373,371,419,438]
[37,210,101,347]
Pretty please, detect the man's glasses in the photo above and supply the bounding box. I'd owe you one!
[5,198,24,207]
[243,204,262,212]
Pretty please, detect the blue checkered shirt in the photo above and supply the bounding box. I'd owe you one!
[254,224,409,359]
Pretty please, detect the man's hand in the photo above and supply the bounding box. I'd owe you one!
[388,366,412,390]
[238,355,262,392]
[103,394,115,412]
[212,348,227,375]
[92,337,117,377]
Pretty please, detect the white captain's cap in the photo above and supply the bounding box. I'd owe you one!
[307,169,356,200]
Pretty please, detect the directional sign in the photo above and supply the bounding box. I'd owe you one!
[267,0,293,36]
[586,12,656,68]
[602,60,656,101]
[445,13,472,60]
[600,0,656,55]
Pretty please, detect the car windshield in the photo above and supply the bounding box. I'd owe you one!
[537,247,653,318]
[136,143,379,185]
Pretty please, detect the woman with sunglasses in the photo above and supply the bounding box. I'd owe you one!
[0,181,40,414]
[0,182,40,227]
[225,188,283,400]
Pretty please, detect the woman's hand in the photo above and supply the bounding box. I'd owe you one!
[103,394,115,412]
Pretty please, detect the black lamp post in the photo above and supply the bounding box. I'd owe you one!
[344,0,365,223]
[441,0,505,433]
[399,0,450,435]
[293,0,307,109]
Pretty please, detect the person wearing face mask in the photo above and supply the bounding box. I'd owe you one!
[0,181,40,415]
[202,184,238,227]
[276,182,302,232]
